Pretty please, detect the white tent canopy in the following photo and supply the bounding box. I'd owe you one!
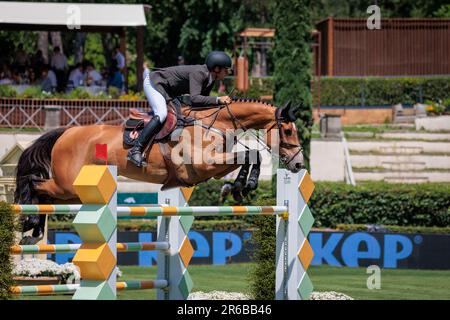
[0,1,147,27]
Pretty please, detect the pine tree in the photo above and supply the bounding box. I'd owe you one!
[273,0,313,170]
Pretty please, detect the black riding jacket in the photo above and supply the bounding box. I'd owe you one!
[149,64,219,107]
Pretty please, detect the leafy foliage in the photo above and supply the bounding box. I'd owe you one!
[273,0,313,170]
[310,182,450,228]
[0,202,16,300]
[319,77,450,106]
[178,0,235,62]
[0,85,18,98]
[247,214,276,300]
[190,178,450,229]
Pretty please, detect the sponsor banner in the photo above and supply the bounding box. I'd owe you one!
[117,193,158,205]
[310,232,450,269]
[47,230,450,270]
[48,230,254,266]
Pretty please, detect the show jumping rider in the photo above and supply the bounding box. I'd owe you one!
[127,51,233,167]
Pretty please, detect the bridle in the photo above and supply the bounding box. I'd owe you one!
[186,101,303,166]
[271,107,303,166]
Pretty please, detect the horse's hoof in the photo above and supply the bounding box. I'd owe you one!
[19,235,43,245]
[245,180,258,191]
[234,180,244,192]
[20,215,40,233]
[219,183,233,203]
[232,191,243,203]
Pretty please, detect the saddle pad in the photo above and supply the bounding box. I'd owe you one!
[122,104,177,148]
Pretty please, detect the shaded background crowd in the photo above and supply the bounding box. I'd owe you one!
[0,43,126,93]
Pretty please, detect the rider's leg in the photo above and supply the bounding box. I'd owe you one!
[127,75,167,167]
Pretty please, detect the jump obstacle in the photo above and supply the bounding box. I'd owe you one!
[10,165,315,300]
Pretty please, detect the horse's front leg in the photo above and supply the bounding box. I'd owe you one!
[218,150,248,203]
[242,151,261,197]
[220,150,261,203]
[231,151,251,202]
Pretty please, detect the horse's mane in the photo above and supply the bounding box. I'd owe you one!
[231,96,275,108]
[181,96,276,113]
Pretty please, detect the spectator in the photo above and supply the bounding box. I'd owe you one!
[0,76,12,85]
[31,50,46,73]
[0,63,12,82]
[113,46,126,71]
[11,68,23,84]
[0,63,13,85]
[85,62,103,86]
[107,63,124,90]
[177,55,185,65]
[40,65,57,93]
[100,66,109,86]
[24,67,38,85]
[68,63,85,88]
[28,68,37,85]
[50,46,68,92]
[14,43,29,73]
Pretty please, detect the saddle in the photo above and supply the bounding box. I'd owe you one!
[122,99,198,190]
[123,100,181,148]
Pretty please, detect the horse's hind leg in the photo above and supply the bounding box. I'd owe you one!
[18,178,78,245]
[34,178,77,200]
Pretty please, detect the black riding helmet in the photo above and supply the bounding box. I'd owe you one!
[205,51,232,70]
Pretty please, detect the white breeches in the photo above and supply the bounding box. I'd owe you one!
[143,75,167,123]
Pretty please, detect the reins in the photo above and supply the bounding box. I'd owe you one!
[184,99,303,164]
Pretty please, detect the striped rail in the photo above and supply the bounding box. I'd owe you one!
[11,280,168,295]
[11,242,170,255]
[12,204,288,217]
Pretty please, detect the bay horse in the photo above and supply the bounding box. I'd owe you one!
[14,98,304,243]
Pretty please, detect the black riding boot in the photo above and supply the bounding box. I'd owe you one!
[127,115,163,167]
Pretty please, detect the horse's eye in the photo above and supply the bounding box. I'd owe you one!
[285,129,292,136]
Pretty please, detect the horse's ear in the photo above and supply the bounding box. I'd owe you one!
[288,104,301,122]
[281,100,291,110]
[280,101,299,122]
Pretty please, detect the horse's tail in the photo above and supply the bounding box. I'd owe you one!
[14,127,67,204]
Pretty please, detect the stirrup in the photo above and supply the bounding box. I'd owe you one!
[127,151,148,168]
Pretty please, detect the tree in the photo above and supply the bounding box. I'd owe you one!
[273,0,313,170]
[142,0,188,67]
[178,0,241,63]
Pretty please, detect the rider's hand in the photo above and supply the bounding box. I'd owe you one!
[218,96,232,105]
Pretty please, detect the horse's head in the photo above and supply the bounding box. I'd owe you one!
[274,101,304,173]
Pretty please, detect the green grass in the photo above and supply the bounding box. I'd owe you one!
[13,264,450,300]
[310,265,450,300]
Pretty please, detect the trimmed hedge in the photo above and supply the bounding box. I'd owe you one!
[189,178,450,228]
[320,77,450,106]
[224,76,450,107]
[311,182,450,228]
[336,224,450,234]
[0,202,16,300]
